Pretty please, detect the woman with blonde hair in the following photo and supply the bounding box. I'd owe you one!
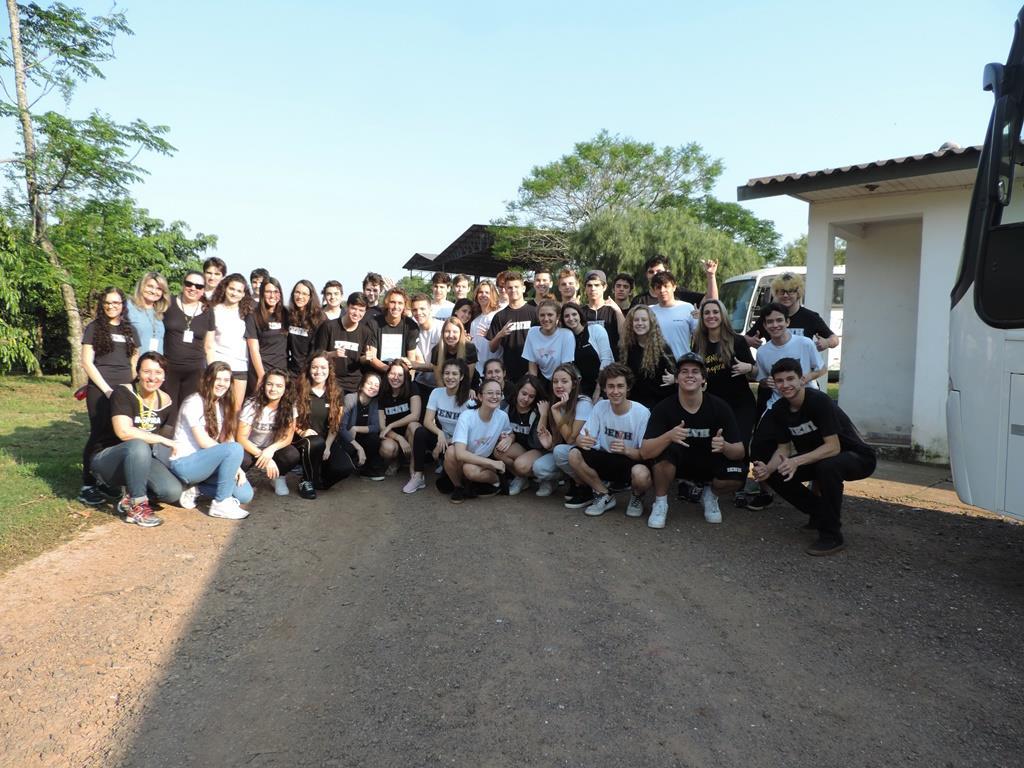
[618,304,676,408]
[127,271,170,354]
[430,316,479,390]
[469,279,500,376]
[693,298,756,447]
[744,271,838,352]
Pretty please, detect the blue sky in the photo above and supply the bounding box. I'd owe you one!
[4,1,1018,294]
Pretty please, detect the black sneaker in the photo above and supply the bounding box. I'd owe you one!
[474,482,499,498]
[436,473,455,495]
[450,486,467,504]
[745,492,774,511]
[806,537,846,556]
[563,486,593,509]
[77,486,106,506]
[96,482,122,501]
[801,515,820,531]
[298,480,317,500]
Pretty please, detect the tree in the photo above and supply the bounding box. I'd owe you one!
[0,222,41,374]
[2,2,173,386]
[506,130,722,232]
[573,207,762,290]
[680,197,781,264]
[776,234,846,267]
[395,274,431,297]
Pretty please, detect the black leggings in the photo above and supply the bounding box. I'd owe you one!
[163,362,204,428]
[241,444,301,476]
[412,428,444,472]
[292,434,356,489]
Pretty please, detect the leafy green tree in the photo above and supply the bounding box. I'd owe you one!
[2,1,174,386]
[573,207,761,291]
[680,197,781,263]
[0,222,41,373]
[776,234,846,267]
[506,129,722,232]
[395,274,431,298]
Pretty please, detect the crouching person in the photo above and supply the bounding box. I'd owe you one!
[640,352,746,529]
[444,378,512,503]
[751,358,877,556]
[88,352,183,528]
[567,363,652,518]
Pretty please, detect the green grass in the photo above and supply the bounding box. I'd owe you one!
[0,375,106,571]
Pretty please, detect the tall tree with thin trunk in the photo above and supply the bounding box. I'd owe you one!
[1,2,172,386]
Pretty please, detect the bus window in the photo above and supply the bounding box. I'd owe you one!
[719,277,755,331]
[976,221,1024,326]
[749,285,773,328]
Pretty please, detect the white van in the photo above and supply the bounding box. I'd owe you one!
[718,265,844,376]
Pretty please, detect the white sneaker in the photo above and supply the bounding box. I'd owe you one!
[702,485,722,523]
[403,474,426,494]
[648,497,669,529]
[508,476,528,496]
[178,485,198,510]
[274,477,289,496]
[584,493,616,517]
[625,494,644,518]
[535,480,555,497]
[209,497,249,520]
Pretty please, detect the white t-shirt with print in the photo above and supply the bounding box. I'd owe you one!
[649,301,697,361]
[427,388,468,440]
[755,333,824,409]
[453,408,511,458]
[213,305,249,372]
[581,399,651,452]
[239,402,297,449]
[522,327,575,379]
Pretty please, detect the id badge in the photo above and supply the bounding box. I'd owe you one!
[148,338,159,351]
[182,330,194,344]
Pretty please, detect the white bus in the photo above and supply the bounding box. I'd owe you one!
[719,265,845,376]
[947,6,1024,519]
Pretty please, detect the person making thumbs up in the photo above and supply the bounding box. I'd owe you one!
[640,353,746,529]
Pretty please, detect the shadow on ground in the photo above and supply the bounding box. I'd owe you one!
[113,478,1024,768]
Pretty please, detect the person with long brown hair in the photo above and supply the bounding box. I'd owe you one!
[170,361,252,519]
[494,373,548,496]
[237,368,300,496]
[378,359,422,471]
[293,351,354,498]
[287,279,324,375]
[246,277,289,392]
[210,273,256,406]
[78,287,140,506]
[531,363,594,501]
[618,304,676,409]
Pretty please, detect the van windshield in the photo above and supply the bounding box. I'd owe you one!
[720,278,755,331]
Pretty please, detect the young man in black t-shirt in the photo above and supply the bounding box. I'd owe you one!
[313,292,377,393]
[369,287,420,373]
[487,271,538,383]
[752,357,876,556]
[641,353,747,529]
[580,269,624,354]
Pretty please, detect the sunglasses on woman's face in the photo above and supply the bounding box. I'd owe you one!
[183,280,205,290]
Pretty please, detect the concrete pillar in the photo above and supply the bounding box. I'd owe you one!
[804,215,835,319]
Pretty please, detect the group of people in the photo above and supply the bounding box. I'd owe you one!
[76,255,874,555]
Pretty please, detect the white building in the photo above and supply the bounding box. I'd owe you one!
[739,144,1004,463]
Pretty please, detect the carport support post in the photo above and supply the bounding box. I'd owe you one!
[804,217,837,333]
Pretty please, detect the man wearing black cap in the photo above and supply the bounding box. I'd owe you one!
[640,352,747,529]
[580,269,625,354]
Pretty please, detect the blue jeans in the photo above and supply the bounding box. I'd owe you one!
[91,440,183,502]
[170,442,252,503]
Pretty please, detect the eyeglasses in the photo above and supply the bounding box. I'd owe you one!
[777,289,799,296]
[183,280,204,290]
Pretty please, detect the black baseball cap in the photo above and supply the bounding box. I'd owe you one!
[676,352,707,374]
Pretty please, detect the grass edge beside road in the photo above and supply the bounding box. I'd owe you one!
[0,375,108,572]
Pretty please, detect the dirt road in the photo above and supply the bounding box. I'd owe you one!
[2,465,1022,767]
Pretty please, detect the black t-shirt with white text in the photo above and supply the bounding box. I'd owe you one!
[245,311,290,371]
[487,303,539,382]
[767,388,874,458]
[644,392,740,459]
[313,319,374,393]
[82,320,141,387]
[88,384,173,458]
[380,382,421,426]
[374,316,419,364]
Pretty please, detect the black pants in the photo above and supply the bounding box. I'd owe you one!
[354,433,385,475]
[82,382,110,485]
[163,362,204,429]
[241,444,302,476]
[412,429,442,472]
[766,451,876,542]
[293,434,356,489]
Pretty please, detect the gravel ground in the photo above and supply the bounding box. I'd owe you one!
[1,465,1022,768]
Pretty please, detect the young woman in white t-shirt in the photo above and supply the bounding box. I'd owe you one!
[210,273,255,407]
[523,299,575,383]
[469,280,499,376]
[170,361,252,519]
[403,358,471,494]
[236,368,300,496]
[445,378,512,503]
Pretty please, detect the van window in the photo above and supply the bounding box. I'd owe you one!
[832,277,845,308]
[749,285,774,329]
[719,278,755,331]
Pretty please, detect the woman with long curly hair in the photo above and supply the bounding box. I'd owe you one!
[78,287,141,506]
[287,279,324,375]
[236,367,300,497]
[618,304,676,409]
[170,361,252,519]
[293,350,354,498]
[210,273,256,406]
